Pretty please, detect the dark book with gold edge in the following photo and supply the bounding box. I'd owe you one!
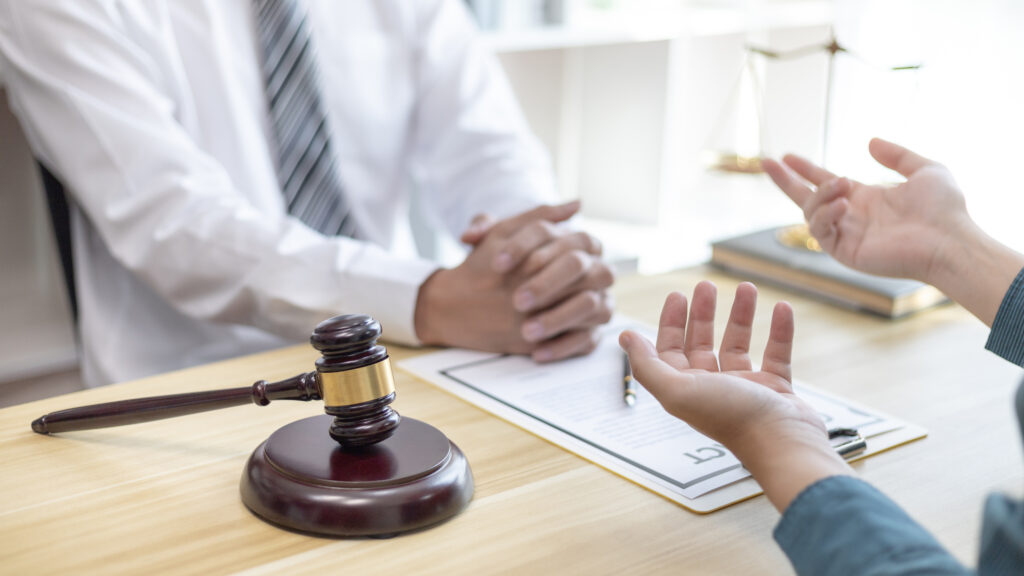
[710,225,949,318]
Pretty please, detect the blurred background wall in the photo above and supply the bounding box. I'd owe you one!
[3,0,1022,401]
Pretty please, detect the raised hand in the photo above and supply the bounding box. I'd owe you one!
[764,138,1024,326]
[762,138,971,282]
[619,282,851,512]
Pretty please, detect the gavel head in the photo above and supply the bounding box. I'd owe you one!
[310,314,401,448]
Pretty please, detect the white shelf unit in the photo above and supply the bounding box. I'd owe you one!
[488,1,834,272]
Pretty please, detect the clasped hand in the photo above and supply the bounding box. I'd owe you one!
[415,200,614,362]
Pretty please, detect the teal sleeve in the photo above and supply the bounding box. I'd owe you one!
[773,475,967,576]
[774,381,1024,575]
[986,267,1024,367]
[977,381,1024,575]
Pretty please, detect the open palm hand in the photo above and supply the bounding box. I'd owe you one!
[763,138,972,282]
[620,282,825,461]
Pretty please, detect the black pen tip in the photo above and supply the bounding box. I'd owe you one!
[31,417,49,434]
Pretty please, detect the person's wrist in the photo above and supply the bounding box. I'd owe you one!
[926,217,1024,325]
[732,422,852,513]
[414,269,449,346]
[925,215,985,288]
[730,421,827,473]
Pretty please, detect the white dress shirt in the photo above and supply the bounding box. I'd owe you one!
[0,0,555,387]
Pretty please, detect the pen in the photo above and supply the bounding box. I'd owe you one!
[623,352,636,407]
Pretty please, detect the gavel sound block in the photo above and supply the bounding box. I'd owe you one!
[31,315,474,537]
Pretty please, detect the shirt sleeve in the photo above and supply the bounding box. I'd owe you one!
[977,380,1024,575]
[978,493,1024,576]
[0,0,437,345]
[985,266,1024,367]
[409,0,559,237]
[774,475,969,576]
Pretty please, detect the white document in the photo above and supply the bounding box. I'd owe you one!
[398,319,926,512]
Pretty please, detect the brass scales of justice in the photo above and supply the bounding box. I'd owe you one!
[30,315,474,537]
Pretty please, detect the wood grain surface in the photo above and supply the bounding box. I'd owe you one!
[2,267,1021,575]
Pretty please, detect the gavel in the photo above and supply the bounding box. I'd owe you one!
[31,314,474,537]
[32,314,400,447]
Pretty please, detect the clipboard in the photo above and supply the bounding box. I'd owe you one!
[398,319,927,513]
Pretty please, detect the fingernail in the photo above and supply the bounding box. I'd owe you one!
[618,333,632,349]
[493,251,512,272]
[515,290,534,311]
[522,321,544,342]
[533,348,553,362]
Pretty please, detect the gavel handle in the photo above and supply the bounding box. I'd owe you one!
[31,372,321,435]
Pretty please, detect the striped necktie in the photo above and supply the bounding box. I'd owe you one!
[254,0,357,237]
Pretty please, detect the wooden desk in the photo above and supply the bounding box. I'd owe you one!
[2,267,1021,574]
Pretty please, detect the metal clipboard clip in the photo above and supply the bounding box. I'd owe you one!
[828,427,867,459]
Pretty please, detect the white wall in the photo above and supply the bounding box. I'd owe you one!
[495,0,1024,272]
[828,0,1024,249]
